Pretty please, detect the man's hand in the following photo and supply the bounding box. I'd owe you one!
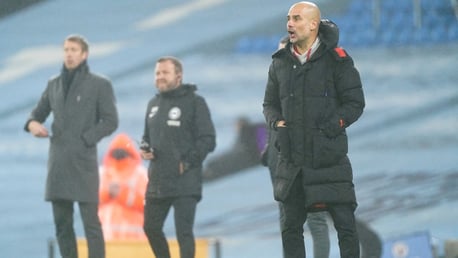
[28,120,49,137]
[276,120,287,128]
[179,162,185,175]
[140,150,155,160]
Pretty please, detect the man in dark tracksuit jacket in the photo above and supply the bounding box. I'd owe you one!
[263,2,365,258]
[141,56,216,258]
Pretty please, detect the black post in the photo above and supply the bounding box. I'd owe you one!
[213,239,221,258]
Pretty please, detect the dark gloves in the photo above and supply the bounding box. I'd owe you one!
[276,126,291,161]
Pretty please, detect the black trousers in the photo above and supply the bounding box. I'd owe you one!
[279,174,360,258]
[51,200,105,258]
[143,196,198,258]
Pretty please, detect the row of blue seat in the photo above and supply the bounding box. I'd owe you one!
[349,0,453,13]
[235,0,458,53]
[338,0,458,47]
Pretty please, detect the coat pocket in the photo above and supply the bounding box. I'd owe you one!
[273,159,300,202]
[276,126,291,161]
[312,132,348,169]
[304,182,357,209]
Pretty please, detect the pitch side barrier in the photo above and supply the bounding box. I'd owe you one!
[48,237,222,258]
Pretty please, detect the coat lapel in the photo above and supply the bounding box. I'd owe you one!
[64,67,86,110]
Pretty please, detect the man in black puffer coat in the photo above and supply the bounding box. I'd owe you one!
[263,2,365,258]
[141,56,216,258]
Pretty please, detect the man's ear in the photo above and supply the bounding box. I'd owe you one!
[310,19,319,31]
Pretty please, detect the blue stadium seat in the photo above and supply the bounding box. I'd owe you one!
[234,0,457,51]
[447,22,458,40]
[430,25,448,42]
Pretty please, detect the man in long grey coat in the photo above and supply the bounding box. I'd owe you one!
[24,34,118,258]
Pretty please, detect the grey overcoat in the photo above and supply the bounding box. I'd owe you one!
[25,63,118,202]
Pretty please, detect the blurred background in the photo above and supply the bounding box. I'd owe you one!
[0,0,457,257]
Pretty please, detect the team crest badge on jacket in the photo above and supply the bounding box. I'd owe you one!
[167,107,181,126]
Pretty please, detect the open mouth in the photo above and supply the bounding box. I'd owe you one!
[288,31,295,39]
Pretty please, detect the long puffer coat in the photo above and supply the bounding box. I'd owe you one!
[263,20,365,207]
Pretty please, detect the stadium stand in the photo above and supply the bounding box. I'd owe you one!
[235,0,458,53]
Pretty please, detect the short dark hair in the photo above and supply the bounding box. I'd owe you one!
[65,34,89,53]
[157,56,183,75]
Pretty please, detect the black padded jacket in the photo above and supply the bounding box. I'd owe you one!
[263,20,365,206]
[142,84,216,200]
